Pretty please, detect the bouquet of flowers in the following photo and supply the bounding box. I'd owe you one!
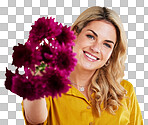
[4,17,77,100]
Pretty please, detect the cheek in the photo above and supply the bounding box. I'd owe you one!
[75,34,90,46]
[102,49,113,60]
[74,39,87,50]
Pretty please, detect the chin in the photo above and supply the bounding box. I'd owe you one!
[81,64,99,71]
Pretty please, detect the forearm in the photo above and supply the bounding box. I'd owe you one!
[23,98,48,124]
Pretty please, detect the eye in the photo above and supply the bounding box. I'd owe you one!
[104,43,111,48]
[86,35,95,40]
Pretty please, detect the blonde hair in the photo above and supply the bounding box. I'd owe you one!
[71,6,127,116]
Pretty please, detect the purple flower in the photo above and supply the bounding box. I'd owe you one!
[29,17,62,47]
[11,68,46,100]
[41,67,71,97]
[5,68,18,90]
[11,74,35,99]
[51,44,77,76]
[10,67,71,99]
[12,42,42,70]
[46,17,62,40]
[29,17,49,43]
[5,16,77,100]
[39,42,53,63]
[56,25,76,46]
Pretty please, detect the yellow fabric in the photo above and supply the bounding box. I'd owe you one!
[22,80,143,125]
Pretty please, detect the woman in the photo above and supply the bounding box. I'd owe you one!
[22,6,143,125]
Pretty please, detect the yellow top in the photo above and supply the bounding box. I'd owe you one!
[22,80,143,125]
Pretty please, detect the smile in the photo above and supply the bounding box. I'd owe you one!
[83,51,99,61]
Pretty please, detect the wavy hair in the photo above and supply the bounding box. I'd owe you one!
[71,6,127,116]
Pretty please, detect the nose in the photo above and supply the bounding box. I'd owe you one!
[90,42,101,53]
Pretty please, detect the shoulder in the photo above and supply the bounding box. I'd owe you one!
[120,79,133,89]
[120,81,143,124]
[120,79,135,97]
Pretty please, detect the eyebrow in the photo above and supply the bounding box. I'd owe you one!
[87,29,98,37]
[105,40,115,45]
[87,29,115,45]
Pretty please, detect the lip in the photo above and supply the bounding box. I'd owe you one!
[83,51,99,62]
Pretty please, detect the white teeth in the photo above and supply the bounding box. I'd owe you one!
[85,52,97,60]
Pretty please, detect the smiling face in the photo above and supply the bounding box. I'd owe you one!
[73,20,117,72]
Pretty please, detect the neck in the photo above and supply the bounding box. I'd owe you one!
[69,65,96,87]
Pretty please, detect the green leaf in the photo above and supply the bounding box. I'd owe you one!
[35,62,46,75]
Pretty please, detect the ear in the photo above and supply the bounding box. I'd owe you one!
[73,29,78,36]
[73,25,79,36]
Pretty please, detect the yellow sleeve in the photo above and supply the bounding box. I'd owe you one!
[21,97,50,125]
[127,82,143,125]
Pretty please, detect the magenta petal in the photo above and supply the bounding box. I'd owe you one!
[39,43,53,63]
[5,68,16,90]
[11,74,32,98]
[51,44,77,76]
[41,67,71,97]
[44,53,53,60]
[12,43,42,70]
[56,25,76,46]
[29,17,49,42]
[12,43,32,68]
